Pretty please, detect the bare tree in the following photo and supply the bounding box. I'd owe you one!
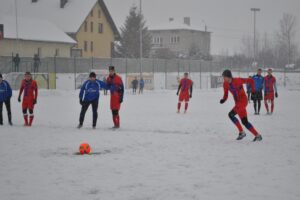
[277,13,297,67]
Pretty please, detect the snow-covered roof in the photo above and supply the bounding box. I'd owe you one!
[0,15,76,44]
[0,0,97,33]
[149,20,209,32]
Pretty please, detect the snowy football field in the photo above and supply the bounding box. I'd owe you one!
[0,89,300,200]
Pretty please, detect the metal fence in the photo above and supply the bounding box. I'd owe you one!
[1,56,299,90]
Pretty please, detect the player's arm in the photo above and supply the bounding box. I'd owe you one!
[33,82,38,104]
[18,81,24,102]
[220,83,229,104]
[6,81,13,99]
[189,83,193,98]
[119,80,124,103]
[177,84,181,96]
[97,80,108,90]
[241,78,255,93]
[274,78,278,98]
[79,81,87,104]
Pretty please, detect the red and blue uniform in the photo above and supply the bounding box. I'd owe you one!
[264,75,277,113]
[222,78,259,136]
[179,78,193,102]
[106,74,124,127]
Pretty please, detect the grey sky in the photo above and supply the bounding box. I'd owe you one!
[105,0,300,55]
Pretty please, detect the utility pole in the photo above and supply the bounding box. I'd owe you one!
[250,8,260,68]
[14,0,19,54]
[139,0,143,78]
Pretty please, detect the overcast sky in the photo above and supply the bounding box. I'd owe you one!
[105,0,300,55]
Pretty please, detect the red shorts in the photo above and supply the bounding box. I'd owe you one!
[264,92,274,101]
[233,102,248,119]
[22,98,35,110]
[179,93,190,102]
[110,95,121,110]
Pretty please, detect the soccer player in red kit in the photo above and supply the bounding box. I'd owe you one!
[264,68,278,114]
[176,73,193,113]
[18,72,38,126]
[106,66,124,129]
[220,70,262,142]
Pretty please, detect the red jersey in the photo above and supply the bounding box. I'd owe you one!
[19,79,38,100]
[264,75,276,94]
[223,78,254,104]
[179,78,193,94]
[106,74,124,110]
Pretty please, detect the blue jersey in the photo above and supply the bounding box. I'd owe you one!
[252,74,264,92]
[79,79,107,102]
[0,80,12,102]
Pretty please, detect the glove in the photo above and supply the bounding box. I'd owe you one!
[275,92,278,98]
[18,96,21,102]
[220,99,226,104]
[176,92,179,96]
[33,99,37,105]
[120,98,123,103]
[79,99,83,105]
[190,94,192,98]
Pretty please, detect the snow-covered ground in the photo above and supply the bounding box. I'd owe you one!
[0,88,300,200]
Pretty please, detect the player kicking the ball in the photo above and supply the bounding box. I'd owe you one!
[176,72,193,114]
[106,66,124,129]
[220,70,262,142]
[18,72,38,126]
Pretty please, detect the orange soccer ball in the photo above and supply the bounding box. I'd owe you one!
[79,143,91,155]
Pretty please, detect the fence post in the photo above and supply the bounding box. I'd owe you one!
[177,59,180,76]
[125,58,128,89]
[54,56,57,89]
[165,59,167,89]
[74,56,77,90]
[199,60,202,89]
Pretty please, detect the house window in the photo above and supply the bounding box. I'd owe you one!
[98,10,101,18]
[84,41,88,52]
[170,36,180,44]
[90,41,93,52]
[90,22,93,32]
[91,9,93,17]
[55,48,60,57]
[153,37,162,44]
[84,21,88,32]
[98,23,103,33]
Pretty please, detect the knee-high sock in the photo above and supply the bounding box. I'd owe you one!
[271,100,274,113]
[264,100,269,112]
[229,115,243,132]
[177,102,181,111]
[185,102,188,111]
[244,122,259,137]
[29,114,34,126]
[24,114,28,125]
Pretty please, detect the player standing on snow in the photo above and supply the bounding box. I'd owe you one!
[220,70,262,141]
[106,66,124,129]
[18,72,38,126]
[78,72,107,129]
[264,68,278,114]
[176,72,193,114]
[0,74,13,126]
[252,69,264,115]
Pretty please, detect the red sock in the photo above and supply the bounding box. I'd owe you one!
[271,100,274,113]
[112,116,117,126]
[29,115,34,126]
[235,120,243,132]
[248,126,259,137]
[264,101,269,112]
[116,115,120,127]
[177,102,181,111]
[24,114,29,125]
[185,102,189,111]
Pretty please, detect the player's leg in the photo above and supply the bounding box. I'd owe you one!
[271,99,275,114]
[238,108,262,141]
[264,97,269,113]
[184,95,190,113]
[112,109,120,128]
[178,93,184,113]
[91,100,99,128]
[78,101,90,128]
[253,99,257,114]
[23,109,29,126]
[28,109,34,126]
[5,100,12,125]
[228,109,244,133]
[0,101,3,125]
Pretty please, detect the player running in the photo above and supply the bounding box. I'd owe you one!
[18,72,38,126]
[106,66,124,129]
[78,72,107,129]
[0,74,13,126]
[264,68,278,114]
[176,72,193,114]
[220,70,262,142]
[252,69,264,115]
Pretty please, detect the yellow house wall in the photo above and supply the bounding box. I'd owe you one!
[0,39,72,57]
[75,2,115,58]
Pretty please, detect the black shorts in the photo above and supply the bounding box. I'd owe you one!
[251,91,263,101]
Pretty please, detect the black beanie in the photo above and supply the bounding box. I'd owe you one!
[222,69,232,78]
[89,72,96,78]
[109,66,115,71]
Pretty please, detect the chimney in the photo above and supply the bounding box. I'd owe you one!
[60,0,68,8]
[184,17,191,26]
[32,0,38,3]
[169,17,174,22]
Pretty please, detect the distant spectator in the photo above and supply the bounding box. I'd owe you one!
[131,77,138,94]
[103,76,108,95]
[33,54,41,73]
[139,77,145,94]
[12,53,20,72]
